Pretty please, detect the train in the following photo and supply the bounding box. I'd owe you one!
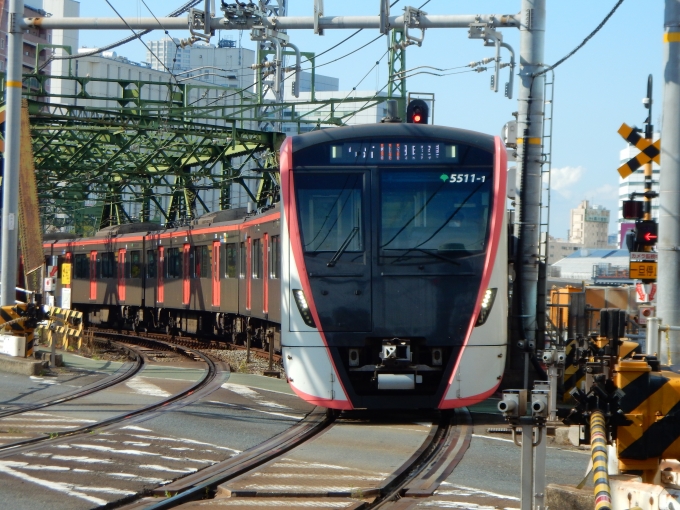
[44,123,508,410]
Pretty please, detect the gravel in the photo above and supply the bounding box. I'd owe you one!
[203,348,285,377]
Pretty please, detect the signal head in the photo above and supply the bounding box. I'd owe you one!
[406,99,429,124]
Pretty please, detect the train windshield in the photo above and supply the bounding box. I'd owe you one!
[296,173,364,253]
[380,169,492,257]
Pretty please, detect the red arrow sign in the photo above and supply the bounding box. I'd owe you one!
[48,266,58,277]
[644,232,657,241]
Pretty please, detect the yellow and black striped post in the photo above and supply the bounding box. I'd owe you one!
[590,410,611,510]
[0,305,32,357]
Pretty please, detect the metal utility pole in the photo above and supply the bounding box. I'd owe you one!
[659,0,680,366]
[0,0,24,306]
[514,0,546,381]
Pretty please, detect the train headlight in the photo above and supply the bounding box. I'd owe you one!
[475,288,498,327]
[292,289,316,328]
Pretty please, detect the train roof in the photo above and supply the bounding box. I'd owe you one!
[43,232,77,241]
[193,207,248,226]
[289,123,496,153]
[95,222,162,237]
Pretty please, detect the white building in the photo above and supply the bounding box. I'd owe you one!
[569,200,611,248]
[54,53,261,224]
[618,137,660,222]
[282,88,389,135]
[146,37,255,90]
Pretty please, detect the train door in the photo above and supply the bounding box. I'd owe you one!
[183,243,190,306]
[157,246,164,304]
[89,250,97,301]
[118,248,126,302]
[263,233,269,315]
[212,241,220,308]
[246,237,252,311]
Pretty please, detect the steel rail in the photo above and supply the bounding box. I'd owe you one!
[142,407,334,509]
[0,340,142,419]
[135,410,470,509]
[369,408,473,508]
[0,332,224,458]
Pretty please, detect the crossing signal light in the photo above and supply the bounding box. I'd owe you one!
[622,200,644,220]
[407,99,429,124]
[634,220,658,248]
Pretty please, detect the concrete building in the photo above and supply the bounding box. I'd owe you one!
[618,135,660,223]
[282,88,389,135]
[569,200,611,248]
[146,36,255,90]
[0,1,53,74]
[51,52,260,225]
[547,236,581,265]
[551,249,630,282]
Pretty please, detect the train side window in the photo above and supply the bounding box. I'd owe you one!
[101,252,116,278]
[269,235,280,279]
[239,242,246,278]
[225,243,237,278]
[74,254,88,279]
[147,250,157,278]
[194,245,210,278]
[130,250,142,278]
[252,238,262,279]
[166,248,181,279]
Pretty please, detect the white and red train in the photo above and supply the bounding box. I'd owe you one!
[44,123,508,410]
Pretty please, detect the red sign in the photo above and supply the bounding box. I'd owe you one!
[48,266,58,277]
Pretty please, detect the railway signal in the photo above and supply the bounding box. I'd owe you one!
[406,99,429,124]
[617,123,661,178]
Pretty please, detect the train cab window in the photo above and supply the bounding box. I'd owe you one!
[74,254,88,279]
[269,235,280,279]
[380,169,492,257]
[296,173,364,253]
[194,245,210,278]
[252,239,262,279]
[225,243,237,278]
[166,247,181,279]
[147,250,157,278]
[239,242,246,278]
[130,250,142,279]
[100,252,116,278]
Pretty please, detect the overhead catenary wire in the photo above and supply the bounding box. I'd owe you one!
[533,0,625,78]
[104,0,177,80]
[39,0,202,70]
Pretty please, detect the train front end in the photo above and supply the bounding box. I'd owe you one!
[281,124,507,410]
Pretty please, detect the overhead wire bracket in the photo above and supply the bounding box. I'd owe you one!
[403,6,426,47]
[468,22,515,98]
[314,0,324,35]
[380,0,391,35]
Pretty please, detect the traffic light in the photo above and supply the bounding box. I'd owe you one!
[407,99,429,124]
[634,220,658,248]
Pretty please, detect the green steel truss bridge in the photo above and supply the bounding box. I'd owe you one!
[0,66,396,235]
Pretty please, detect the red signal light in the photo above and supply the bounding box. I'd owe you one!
[413,113,422,123]
[644,232,657,242]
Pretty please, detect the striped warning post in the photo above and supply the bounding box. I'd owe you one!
[0,305,33,357]
[590,410,611,510]
[562,339,585,402]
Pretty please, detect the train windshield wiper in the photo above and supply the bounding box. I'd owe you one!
[383,248,461,266]
[327,227,359,267]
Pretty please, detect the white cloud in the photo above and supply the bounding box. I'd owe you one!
[543,166,585,198]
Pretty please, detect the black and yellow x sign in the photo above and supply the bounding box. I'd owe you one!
[618,123,661,178]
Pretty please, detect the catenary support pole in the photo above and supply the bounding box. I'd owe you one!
[514,0,546,361]
[0,0,24,306]
[659,0,680,367]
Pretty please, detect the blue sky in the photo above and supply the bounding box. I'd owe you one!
[72,0,665,239]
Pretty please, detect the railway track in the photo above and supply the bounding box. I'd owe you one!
[0,331,227,458]
[0,340,142,419]
[87,327,283,365]
[124,409,472,509]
